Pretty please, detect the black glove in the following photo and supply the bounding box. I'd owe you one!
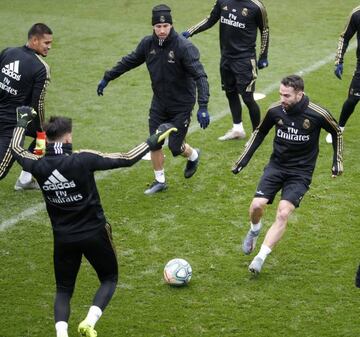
[97,79,108,96]
[197,106,210,129]
[16,106,37,128]
[232,163,244,174]
[257,57,269,69]
[147,123,178,150]
[356,264,360,288]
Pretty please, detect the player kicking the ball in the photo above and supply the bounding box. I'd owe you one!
[232,75,343,275]
[10,106,176,337]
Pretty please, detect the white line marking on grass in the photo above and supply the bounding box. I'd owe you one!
[0,44,355,232]
[0,203,45,231]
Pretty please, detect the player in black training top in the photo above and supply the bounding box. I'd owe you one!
[326,5,360,143]
[10,107,176,337]
[183,0,269,141]
[97,4,210,195]
[0,23,52,189]
[232,75,343,275]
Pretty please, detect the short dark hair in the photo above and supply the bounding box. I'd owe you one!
[44,116,72,142]
[28,23,53,40]
[281,75,304,92]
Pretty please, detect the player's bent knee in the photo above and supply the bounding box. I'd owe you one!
[169,147,183,157]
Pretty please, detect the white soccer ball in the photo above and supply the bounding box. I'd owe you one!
[163,258,192,286]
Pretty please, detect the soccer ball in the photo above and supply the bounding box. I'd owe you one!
[163,258,192,286]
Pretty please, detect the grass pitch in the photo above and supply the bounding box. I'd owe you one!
[0,1,359,337]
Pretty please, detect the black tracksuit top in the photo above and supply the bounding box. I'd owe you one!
[103,28,209,108]
[336,6,360,66]
[234,96,343,174]
[11,126,150,242]
[0,45,50,133]
[186,0,269,60]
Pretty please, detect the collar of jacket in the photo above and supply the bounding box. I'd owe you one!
[152,27,175,47]
[285,95,309,115]
[45,143,72,156]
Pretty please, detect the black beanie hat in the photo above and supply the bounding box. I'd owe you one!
[152,4,172,25]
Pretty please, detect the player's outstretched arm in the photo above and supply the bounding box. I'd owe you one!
[81,123,178,171]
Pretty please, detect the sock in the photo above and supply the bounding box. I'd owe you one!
[256,244,272,261]
[188,148,198,161]
[19,170,32,184]
[154,169,165,183]
[55,321,68,337]
[233,123,244,132]
[84,305,102,327]
[250,221,262,232]
[340,126,345,132]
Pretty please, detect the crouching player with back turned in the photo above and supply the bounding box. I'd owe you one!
[10,107,176,337]
[232,75,343,275]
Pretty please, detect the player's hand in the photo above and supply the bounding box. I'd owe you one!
[334,64,343,80]
[232,163,244,175]
[257,57,268,70]
[34,131,46,156]
[147,123,178,150]
[97,79,108,96]
[197,106,210,129]
[16,106,37,128]
[355,264,360,288]
[331,165,343,178]
[181,31,191,39]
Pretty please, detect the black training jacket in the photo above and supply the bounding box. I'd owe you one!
[0,45,50,133]
[11,126,150,242]
[186,0,269,60]
[234,96,343,175]
[336,6,360,66]
[103,28,209,108]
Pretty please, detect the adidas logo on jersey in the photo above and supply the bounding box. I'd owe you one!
[43,169,76,191]
[1,60,22,81]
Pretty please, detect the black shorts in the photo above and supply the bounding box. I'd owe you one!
[348,68,360,98]
[220,57,257,94]
[53,224,118,292]
[0,134,15,180]
[254,164,312,208]
[149,99,193,156]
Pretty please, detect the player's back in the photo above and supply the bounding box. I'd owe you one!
[0,46,48,126]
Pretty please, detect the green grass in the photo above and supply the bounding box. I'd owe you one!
[1,1,360,336]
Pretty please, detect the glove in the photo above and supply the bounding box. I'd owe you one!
[334,63,343,80]
[331,165,343,178]
[147,123,178,150]
[33,131,46,156]
[257,57,268,69]
[232,163,244,175]
[97,79,108,96]
[197,106,210,129]
[356,264,360,288]
[181,31,191,39]
[16,106,37,128]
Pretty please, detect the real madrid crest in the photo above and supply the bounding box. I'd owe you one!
[303,119,310,129]
[242,8,248,16]
[160,15,165,23]
[168,50,175,63]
